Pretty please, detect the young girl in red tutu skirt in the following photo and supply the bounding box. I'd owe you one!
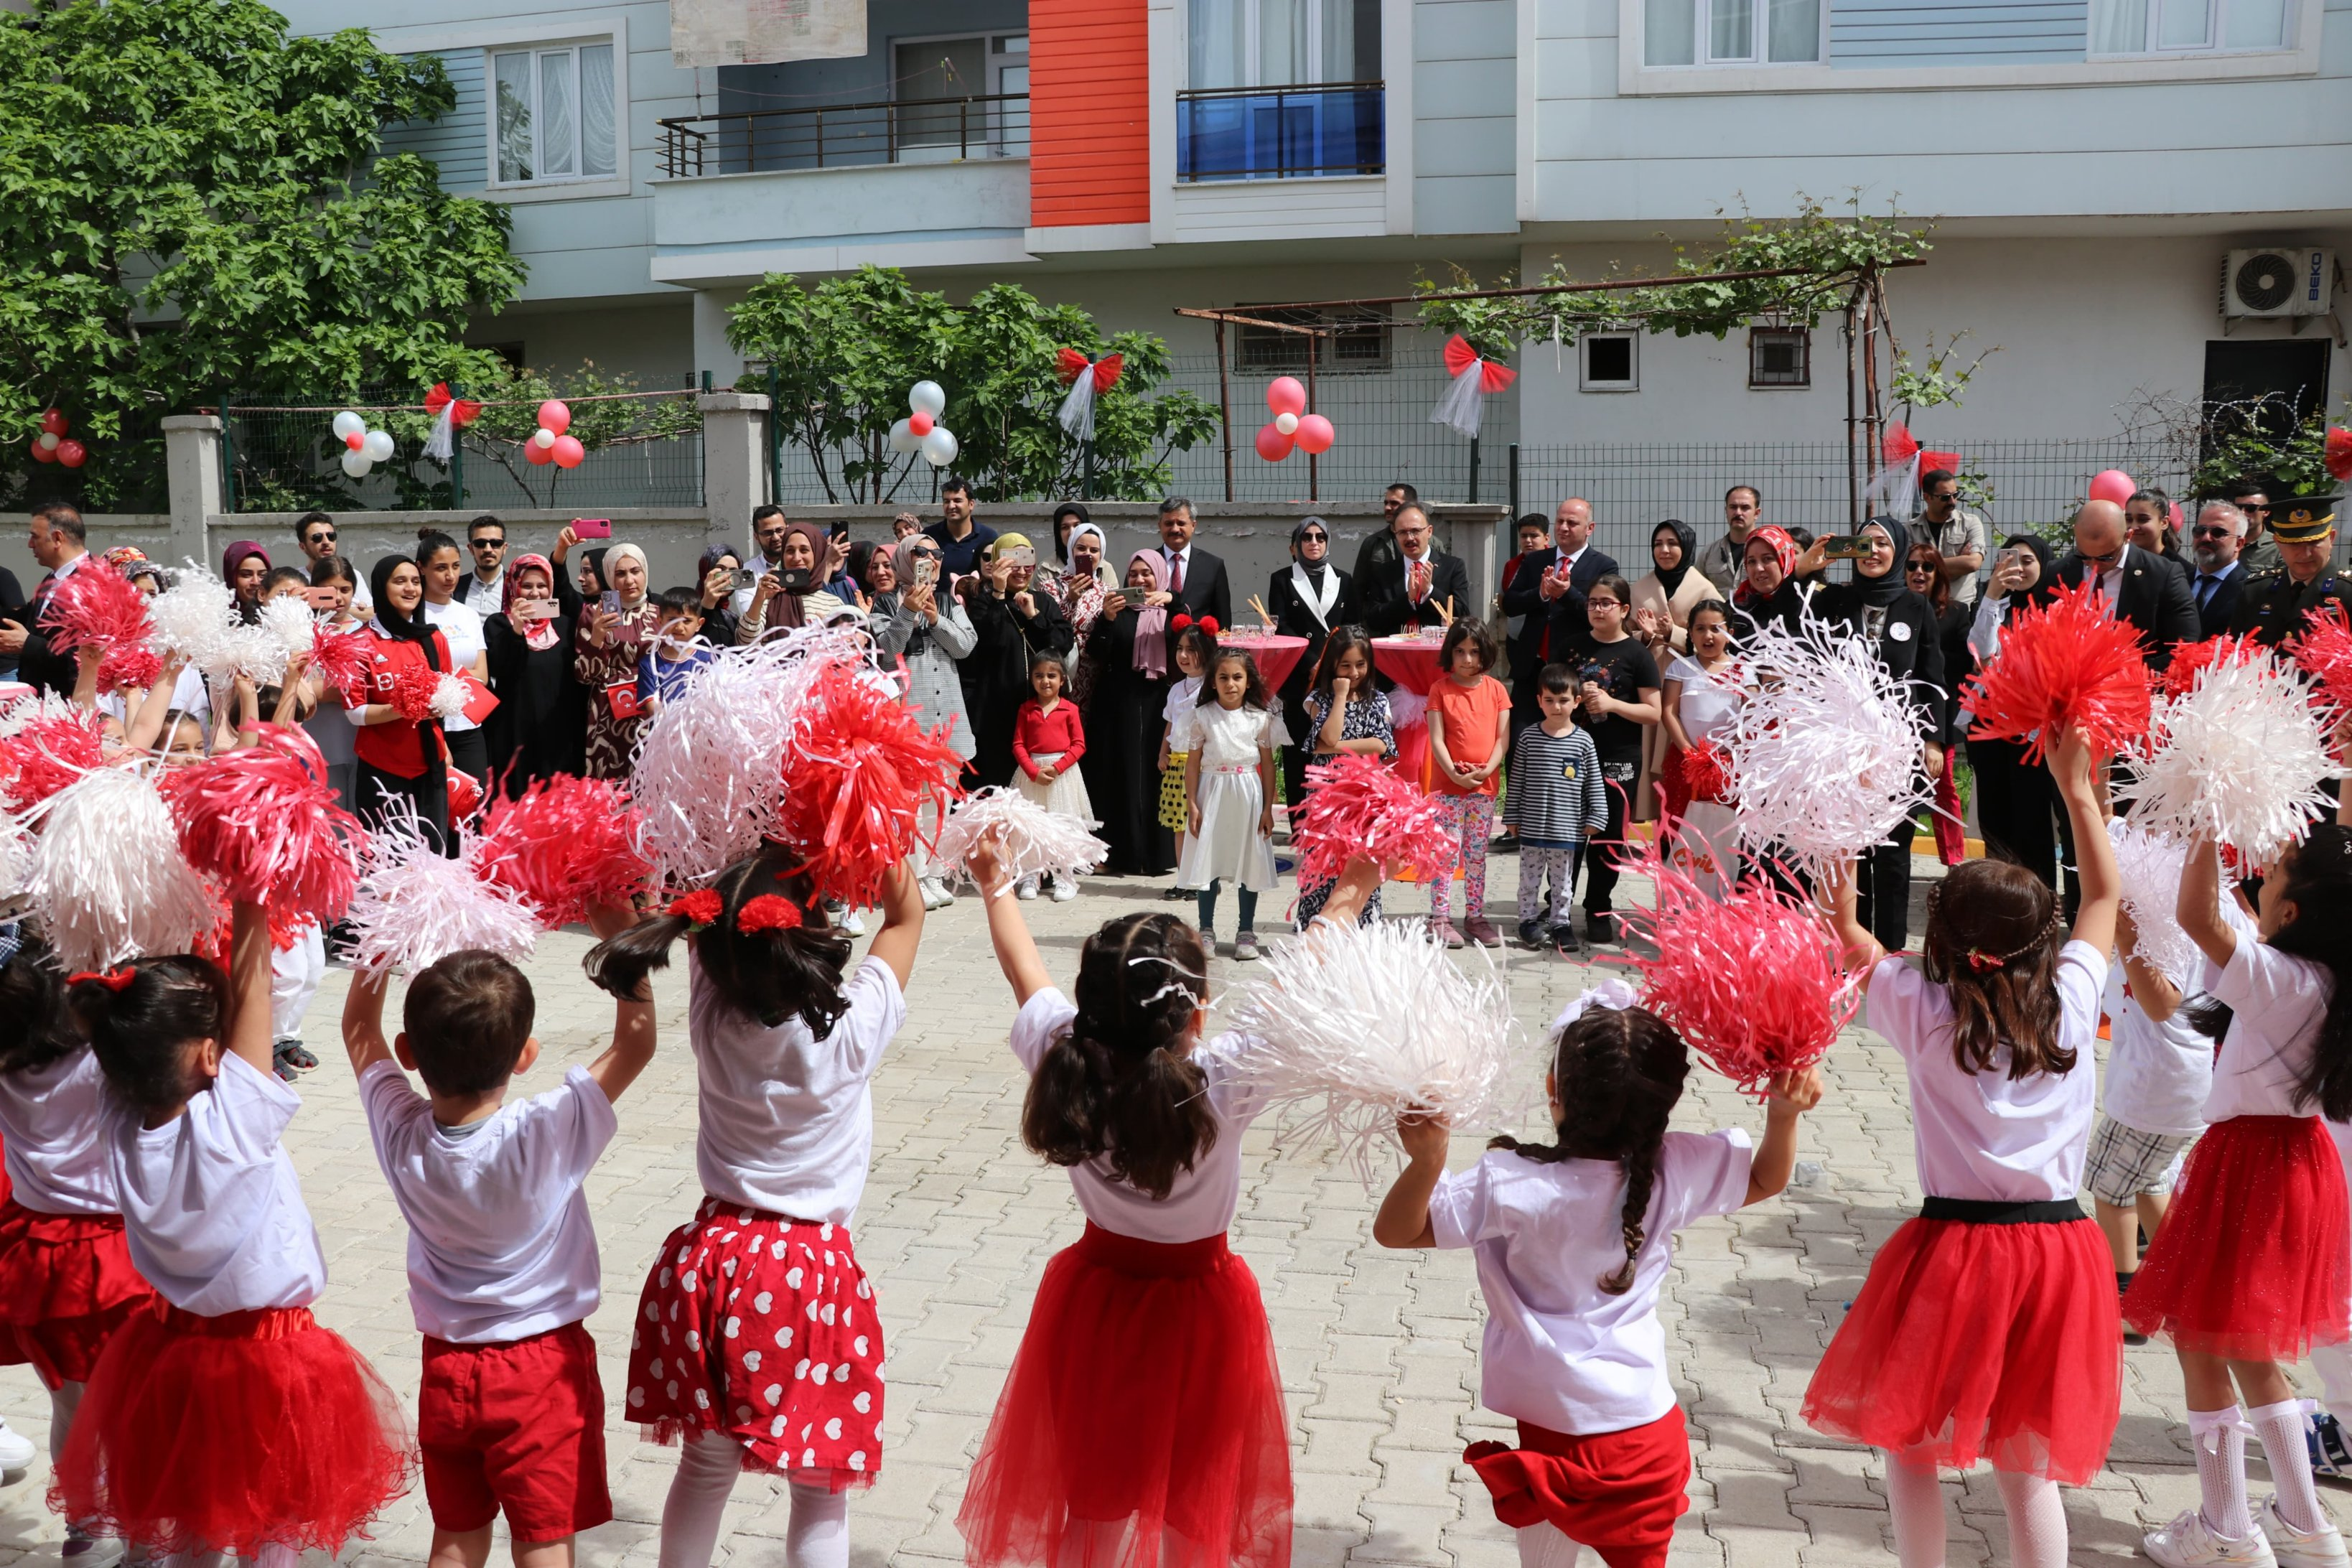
[957,844,1294,1568]
[0,922,159,1559]
[2126,815,2352,1568]
[1804,727,2122,1568]
[53,900,413,1565]
[1373,984,1821,1568]
[583,848,928,1568]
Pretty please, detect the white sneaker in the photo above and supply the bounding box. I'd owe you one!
[1050,875,1078,902]
[826,904,865,937]
[2260,1498,2351,1568]
[1016,876,1040,900]
[0,1415,32,1473]
[2147,1508,2279,1567]
[917,877,948,910]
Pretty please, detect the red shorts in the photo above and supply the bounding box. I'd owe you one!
[419,1322,612,1542]
[1465,1409,1692,1568]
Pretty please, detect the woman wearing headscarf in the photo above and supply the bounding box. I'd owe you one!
[1264,515,1360,802]
[576,547,609,601]
[1962,533,2066,891]
[347,554,454,850]
[574,540,660,780]
[1052,519,1118,702]
[695,544,742,646]
[223,541,271,625]
[961,531,1075,788]
[735,521,842,643]
[484,526,589,795]
[1079,550,1177,877]
[1629,518,1715,823]
[1729,524,1809,645]
[872,534,978,907]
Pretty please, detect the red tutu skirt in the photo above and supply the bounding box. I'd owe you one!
[957,1223,1292,1568]
[52,1302,414,1556]
[627,1196,885,1490]
[0,1200,155,1389]
[2124,1115,2351,1360]
[1466,1409,1691,1568]
[1801,1201,2121,1483]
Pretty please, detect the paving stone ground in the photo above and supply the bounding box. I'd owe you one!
[0,852,2305,1567]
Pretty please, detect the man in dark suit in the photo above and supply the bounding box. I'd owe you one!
[2053,499,2198,671]
[1157,496,1231,637]
[2186,498,2250,639]
[0,502,94,697]
[1360,504,1470,636]
[1500,498,1620,721]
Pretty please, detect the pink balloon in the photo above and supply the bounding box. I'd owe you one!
[1265,377,1307,419]
[2087,469,2135,506]
[909,409,933,437]
[538,400,572,437]
[551,434,586,470]
[1293,414,1336,454]
[39,409,67,437]
[1254,422,1295,462]
[55,440,85,469]
[524,437,554,466]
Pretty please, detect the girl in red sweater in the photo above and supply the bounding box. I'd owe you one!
[1012,653,1095,902]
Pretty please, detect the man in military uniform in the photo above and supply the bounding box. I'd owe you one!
[2229,495,2348,646]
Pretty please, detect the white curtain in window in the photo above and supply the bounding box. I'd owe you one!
[539,50,577,175]
[2091,0,2150,48]
[2223,0,2287,47]
[1190,0,1247,86]
[1259,0,1307,83]
[580,44,616,175]
[1646,0,1698,63]
[493,50,533,181]
[1709,0,1755,58]
[1767,0,1819,60]
[1321,0,1355,81]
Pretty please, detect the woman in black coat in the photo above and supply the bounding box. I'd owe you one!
[1079,552,1177,875]
[482,529,589,796]
[1960,533,2066,893]
[1264,516,1361,802]
[958,536,1075,788]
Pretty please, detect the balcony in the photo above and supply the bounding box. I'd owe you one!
[1174,82,1384,182]
[656,94,1030,178]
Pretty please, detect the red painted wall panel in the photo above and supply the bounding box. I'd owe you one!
[1028,0,1151,227]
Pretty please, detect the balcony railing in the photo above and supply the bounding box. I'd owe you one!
[657,94,1029,178]
[1175,82,1383,182]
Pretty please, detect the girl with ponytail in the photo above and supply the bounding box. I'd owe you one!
[583,846,925,1568]
[1371,984,1818,1568]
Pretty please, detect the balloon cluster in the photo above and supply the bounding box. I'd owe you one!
[331,411,396,479]
[526,400,586,470]
[28,409,87,469]
[889,381,960,467]
[1254,378,1335,462]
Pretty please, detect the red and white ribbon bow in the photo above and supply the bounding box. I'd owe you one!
[1429,335,1516,439]
[1055,348,1124,443]
[423,382,484,462]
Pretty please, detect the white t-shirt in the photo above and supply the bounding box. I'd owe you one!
[1184,701,1276,770]
[1865,943,2106,1202]
[1010,989,1270,1243]
[0,1050,120,1216]
[2202,901,2330,1123]
[1162,676,1203,747]
[106,1050,328,1315]
[1663,655,1742,746]
[419,599,487,733]
[360,1060,618,1343]
[688,953,907,1225]
[95,665,211,727]
[2099,963,2212,1139]
[1428,1131,1753,1435]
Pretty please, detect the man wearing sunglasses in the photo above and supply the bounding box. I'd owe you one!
[2226,477,2284,577]
[2186,500,2249,638]
[2053,497,2197,671]
[293,510,338,566]
[463,514,509,615]
[2229,495,2347,648]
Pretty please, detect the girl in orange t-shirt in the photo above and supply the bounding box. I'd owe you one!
[1424,620,1511,950]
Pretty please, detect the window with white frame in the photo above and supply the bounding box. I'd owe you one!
[2092,0,2287,52]
[492,39,617,185]
[1189,0,1381,88]
[1645,0,1820,65]
[1750,327,1810,388]
[1581,334,1640,392]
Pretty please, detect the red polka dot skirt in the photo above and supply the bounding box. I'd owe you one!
[627,1197,885,1489]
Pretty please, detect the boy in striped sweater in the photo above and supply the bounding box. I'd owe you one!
[1502,664,1608,953]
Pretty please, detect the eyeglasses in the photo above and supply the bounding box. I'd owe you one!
[306,530,336,543]
[2081,548,2124,566]
[1298,531,1327,543]
[471,537,505,550]
[1926,491,1959,503]
[1904,561,1936,574]
[2191,524,2235,539]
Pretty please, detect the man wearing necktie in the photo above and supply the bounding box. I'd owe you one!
[2053,499,2197,671]
[1,502,92,697]
[2187,500,2249,639]
[1363,505,1472,637]
[1156,496,1231,643]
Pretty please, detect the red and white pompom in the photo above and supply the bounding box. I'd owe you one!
[28,765,223,971]
[473,774,652,928]
[0,815,31,914]
[1674,741,1732,804]
[429,673,470,720]
[1293,754,1457,890]
[310,621,373,701]
[145,566,241,676]
[0,711,109,812]
[158,724,365,930]
[2290,604,2352,724]
[343,804,539,974]
[390,663,442,722]
[2158,633,2258,704]
[1962,579,2151,762]
[38,559,156,693]
[1620,839,1854,1095]
[777,661,966,909]
[2117,648,2335,865]
[929,786,1108,892]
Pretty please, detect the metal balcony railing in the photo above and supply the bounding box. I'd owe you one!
[656,93,1030,177]
[1175,81,1384,182]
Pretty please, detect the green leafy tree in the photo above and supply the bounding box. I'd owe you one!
[2190,398,2350,500]
[731,266,1218,503]
[0,0,526,508]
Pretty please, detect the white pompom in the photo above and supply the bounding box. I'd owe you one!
[429,673,470,719]
[343,803,539,975]
[1722,613,1933,881]
[930,787,1107,890]
[0,690,81,739]
[257,593,316,661]
[29,767,221,970]
[2108,817,2208,985]
[2117,651,2335,867]
[1222,919,1536,1182]
[0,813,33,916]
[147,566,243,676]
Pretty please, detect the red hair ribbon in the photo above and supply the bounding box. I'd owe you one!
[69,967,136,991]
[666,890,724,930]
[1963,949,2004,972]
[735,895,804,934]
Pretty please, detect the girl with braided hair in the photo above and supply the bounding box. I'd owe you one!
[957,843,1299,1568]
[1805,724,2122,1568]
[1371,985,1818,1568]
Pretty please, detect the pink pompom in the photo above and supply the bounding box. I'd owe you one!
[391,663,440,722]
[159,724,366,930]
[1294,755,1458,888]
[776,662,966,909]
[1961,579,2151,762]
[311,622,373,701]
[2290,604,2352,723]
[39,559,152,659]
[1619,839,1857,1095]
[0,712,108,811]
[2158,633,2259,703]
[96,645,163,695]
[474,775,652,927]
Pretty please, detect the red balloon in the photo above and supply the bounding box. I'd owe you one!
[1266,377,1307,419]
[2086,469,2135,506]
[55,439,86,468]
[909,409,934,438]
[28,436,55,463]
[38,409,67,437]
[1294,414,1336,454]
[524,437,554,466]
[538,400,571,437]
[345,431,365,451]
[551,434,586,470]
[1254,422,1295,462]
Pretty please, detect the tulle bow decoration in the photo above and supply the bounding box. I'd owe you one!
[1863,423,1962,523]
[1429,335,1516,439]
[67,967,136,991]
[1054,349,1124,444]
[422,382,483,462]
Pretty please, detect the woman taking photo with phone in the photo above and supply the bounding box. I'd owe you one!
[736,521,841,643]
[962,533,1075,788]
[1079,552,1180,878]
[1963,536,2065,890]
[875,536,978,908]
[696,544,743,646]
[574,540,660,780]
[348,554,455,847]
[484,528,589,796]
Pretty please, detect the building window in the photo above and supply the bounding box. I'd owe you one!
[492,40,616,185]
[1581,334,1639,392]
[1236,305,1392,372]
[1749,327,1811,388]
[2092,0,2287,51]
[1645,0,1820,65]
[1190,0,1381,90]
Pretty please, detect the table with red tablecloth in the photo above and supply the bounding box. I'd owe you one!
[1371,635,1446,788]
[1218,633,1311,696]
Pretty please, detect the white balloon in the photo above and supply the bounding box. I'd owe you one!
[363,429,395,462]
[920,427,959,467]
[332,411,365,441]
[532,427,556,449]
[887,417,920,454]
[1274,411,1299,435]
[35,432,58,452]
[908,380,947,417]
[340,451,373,479]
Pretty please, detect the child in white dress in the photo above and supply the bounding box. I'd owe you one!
[1178,648,1279,960]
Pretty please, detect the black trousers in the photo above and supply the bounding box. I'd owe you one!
[357,756,454,858]
[1854,815,1917,952]
[1969,735,2063,893]
[1579,769,1637,917]
[444,725,490,788]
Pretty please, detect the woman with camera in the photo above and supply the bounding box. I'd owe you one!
[483,525,589,796]
[958,532,1073,788]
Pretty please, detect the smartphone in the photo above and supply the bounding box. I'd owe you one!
[829,521,851,541]
[1007,543,1037,570]
[778,567,817,595]
[733,566,757,591]
[913,556,939,588]
[304,586,340,610]
[1819,535,1871,560]
[601,590,621,617]
[574,518,613,540]
[515,598,556,622]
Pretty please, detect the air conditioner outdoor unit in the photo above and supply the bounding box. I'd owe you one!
[2221,248,2335,317]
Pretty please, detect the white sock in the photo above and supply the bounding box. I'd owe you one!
[659,1431,745,1568]
[1513,1522,1582,1568]
[48,1381,83,1468]
[1994,1470,2068,1568]
[2251,1398,2330,1535]
[2190,1405,2255,1539]
[785,1478,849,1568]
[1884,1452,1948,1568]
